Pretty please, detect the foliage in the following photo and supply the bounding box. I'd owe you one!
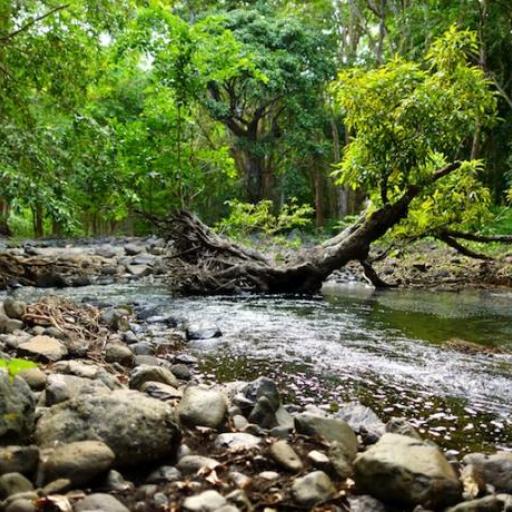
[332,26,497,237]
[216,199,313,238]
[0,358,37,380]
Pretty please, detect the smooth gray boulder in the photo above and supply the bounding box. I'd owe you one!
[35,390,180,466]
[291,471,336,507]
[3,299,26,320]
[41,440,115,486]
[178,386,227,428]
[294,413,357,460]
[354,433,461,509]
[0,473,33,499]
[0,371,35,443]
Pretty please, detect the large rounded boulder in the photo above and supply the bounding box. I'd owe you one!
[35,390,180,466]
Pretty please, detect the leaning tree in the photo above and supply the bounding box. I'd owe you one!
[161,27,507,295]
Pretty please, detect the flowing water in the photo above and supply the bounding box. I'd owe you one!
[11,281,512,455]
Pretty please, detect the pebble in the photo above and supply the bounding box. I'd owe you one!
[269,440,303,472]
[183,490,227,511]
[291,471,336,507]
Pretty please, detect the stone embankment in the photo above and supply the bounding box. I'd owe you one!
[0,291,511,512]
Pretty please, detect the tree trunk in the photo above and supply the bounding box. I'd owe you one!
[162,162,463,295]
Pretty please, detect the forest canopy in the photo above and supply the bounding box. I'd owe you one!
[0,0,511,240]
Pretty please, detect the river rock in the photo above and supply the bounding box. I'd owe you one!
[270,440,303,472]
[17,367,46,391]
[5,498,36,512]
[41,440,115,486]
[241,377,280,411]
[0,316,24,334]
[178,386,227,428]
[291,471,336,507]
[0,473,33,499]
[0,371,35,443]
[348,495,387,512]
[215,433,261,450]
[0,446,38,476]
[177,455,220,475]
[463,452,512,493]
[294,413,357,460]
[386,417,422,439]
[354,433,461,509]
[445,495,505,512]
[35,390,180,466]
[146,466,181,484]
[45,373,110,406]
[185,322,222,340]
[74,493,129,512]
[3,299,26,320]
[141,381,182,401]
[124,243,144,256]
[52,360,119,389]
[105,343,134,367]
[129,364,179,390]
[17,336,68,362]
[170,363,191,380]
[329,441,353,478]
[183,490,227,512]
[337,402,385,441]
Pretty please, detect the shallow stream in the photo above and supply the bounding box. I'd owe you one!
[11,281,512,455]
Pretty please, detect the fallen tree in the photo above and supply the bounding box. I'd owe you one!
[161,163,466,294]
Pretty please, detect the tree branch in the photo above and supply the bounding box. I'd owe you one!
[436,233,492,260]
[0,4,69,43]
[440,229,512,244]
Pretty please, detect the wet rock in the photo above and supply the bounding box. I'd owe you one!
[17,367,46,391]
[126,264,149,277]
[178,386,227,428]
[386,417,422,439]
[105,343,134,367]
[294,413,357,460]
[354,433,461,509]
[35,390,180,466]
[348,495,387,512]
[0,316,24,334]
[0,473,33,499]
[177,455,220,475]
[269,440,303,473]
[174,353,198,365]
[291,471,336,508]
[445,496,504,512]
[146,466,181,484]
[3,299,26,320]
[41,440,115,486]
[215,433,261,450]
[100,308,130,332]
[185,322,222,340]
[248,396,277,428]
[147,314,178,327]
[463,452,512,493]
[95,245,118,259]
[0,446,38,476]
[17,336,67,362]
[0,371,35,443]
[129,364,179,390]
[337,402,385,442]
[123,331,138,344]
[45,373,110,406]
[101,470,133,492]
[74,493,129,512]
[183,490,227,512]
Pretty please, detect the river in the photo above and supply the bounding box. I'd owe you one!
[10,280,512,455]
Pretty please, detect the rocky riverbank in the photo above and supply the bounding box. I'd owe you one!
[0,293,511,512]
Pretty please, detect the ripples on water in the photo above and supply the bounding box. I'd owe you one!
[11,281,512,453]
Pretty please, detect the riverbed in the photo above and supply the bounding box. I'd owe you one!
[9,280,512,455]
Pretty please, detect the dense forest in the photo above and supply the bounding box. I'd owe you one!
[1,0,511,243]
